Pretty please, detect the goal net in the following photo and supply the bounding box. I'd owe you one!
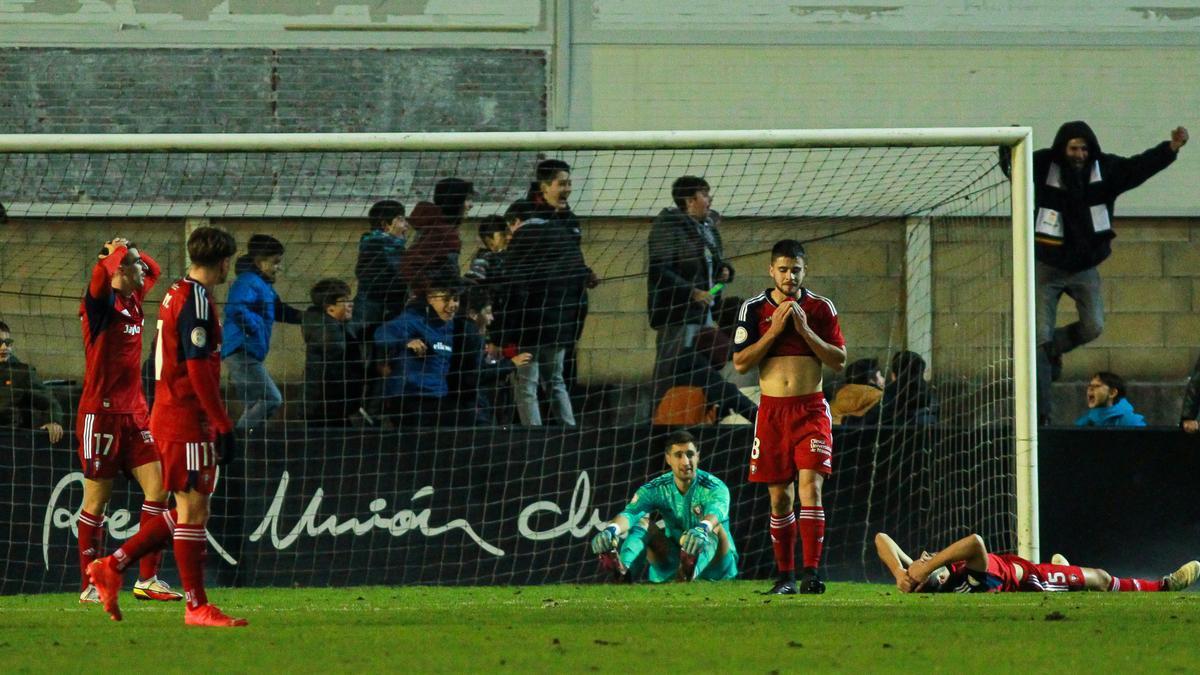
[0,129,1035,591]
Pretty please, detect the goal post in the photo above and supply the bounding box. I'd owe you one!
[0,127,1039,590]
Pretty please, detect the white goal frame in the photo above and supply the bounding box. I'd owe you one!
[0,127,1039,561]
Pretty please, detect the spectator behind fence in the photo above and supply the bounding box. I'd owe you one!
[1075,371,1146,428]
[464,215,510,284]
[830,357,884,425]
[353,200,408,332]
[647,175,735,400]
[1183,353,1200,433]
[221,234,303,434]
[374,275,460,430]
[449,287,531,425]
[303,279,369,427]
[400,178,471,294]
[1002,122,1188,424]
[0,319,65,443]
[865,350,938,426]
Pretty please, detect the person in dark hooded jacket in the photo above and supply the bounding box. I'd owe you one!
[302,279,368,427]
[1006,121,1188,422]
[399,178,471,295]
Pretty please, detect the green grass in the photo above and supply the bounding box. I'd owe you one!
[2,583,1198,673]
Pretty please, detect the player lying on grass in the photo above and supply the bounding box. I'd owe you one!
[589,430,738,582]
[875,532,1199,593]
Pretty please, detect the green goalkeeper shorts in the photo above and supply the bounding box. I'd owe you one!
[647,547,739,583]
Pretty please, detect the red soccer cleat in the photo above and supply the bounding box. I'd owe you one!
[597,551,630,583]
[87,558,124,622]
[676,551,697,582]
[185,604,249,628]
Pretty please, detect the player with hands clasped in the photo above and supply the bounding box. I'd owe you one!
[733,239,846,595]
[589,431,738,583]
[875,531,1199,594]
[88,227,247,627]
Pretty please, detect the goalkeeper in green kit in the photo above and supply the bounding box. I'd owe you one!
[589,430,738,582]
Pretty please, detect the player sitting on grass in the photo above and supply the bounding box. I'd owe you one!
[875,531,1199,593]
[589,430,738,583]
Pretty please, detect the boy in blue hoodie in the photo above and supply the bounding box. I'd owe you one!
[222,234,303,433]
[374,274,460,430]
[1075,371,1146,427]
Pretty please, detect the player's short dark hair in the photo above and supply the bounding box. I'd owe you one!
[536,159,571,184]
[188,226,237,267]
[478,215,507,242]
[368,199,405,230]
[464,285,492,314]
[770,239,807,261]
[504,199,535,224]
[672,175,710,211]
[247,234,284,261]
[845,358,881,386]
[0,319,9,334]
[310,278,352,309]
[1093,371,1128,401]
[891,350,927,382]
[664,429,696,452]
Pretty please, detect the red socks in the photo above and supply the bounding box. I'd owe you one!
[174,524,208,609]
[769,512,797,574]
[1111,576,1164,592]
[798,506,826,570]
[137,501,168,581]
[112,509,176,573]
[78,510,105,590]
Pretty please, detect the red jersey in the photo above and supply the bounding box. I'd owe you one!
[732,288,844,358]
[150,277,234,441]
[942,553,1031,593]
[79,247,161,414]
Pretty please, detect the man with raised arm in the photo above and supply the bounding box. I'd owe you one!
[589,430,738,583]
[75,237,182,605]
[876,531,1199,594]
[89,226,247,627]
[733,239,846,595]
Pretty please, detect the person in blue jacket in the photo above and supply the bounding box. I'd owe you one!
[1075,371,1146,427]
[222,234,303,433]
[374,274,461,430]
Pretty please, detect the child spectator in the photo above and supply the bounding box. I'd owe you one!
[399,178,472,294]
[302,279,369,427]
[464,215,510,283]
[353,200,408,333]
[374,275,461,429]
[449,287,531,425]
[222,234,303,433]
[830,357,884,425]
[1075,371,1146,427]
[865,351,939,426]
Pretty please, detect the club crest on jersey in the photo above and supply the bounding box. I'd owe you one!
[692,505,702,516]
[191,327,207,348]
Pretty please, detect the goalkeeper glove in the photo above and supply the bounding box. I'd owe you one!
[680,522,712,556]
[216,430,239,466]
[590,524,621,554]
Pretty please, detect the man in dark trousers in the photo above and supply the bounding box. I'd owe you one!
[1016,122,1188,422]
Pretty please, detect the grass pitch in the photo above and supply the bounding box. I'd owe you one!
[2,582,1197,673]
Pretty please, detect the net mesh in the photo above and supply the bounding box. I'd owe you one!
[0,138,1017,591]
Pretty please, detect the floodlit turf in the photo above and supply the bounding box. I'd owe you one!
[2,582,1198,672]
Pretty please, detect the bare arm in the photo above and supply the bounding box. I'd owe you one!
[907,533,988,584]
[874,532,918,592]
[792,305,847,372]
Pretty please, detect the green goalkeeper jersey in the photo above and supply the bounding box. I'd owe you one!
[618,469,736,552]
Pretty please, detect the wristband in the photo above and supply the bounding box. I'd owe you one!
[699,521,713,533]
[605,524,620,536]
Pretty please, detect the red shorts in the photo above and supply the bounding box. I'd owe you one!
[1030,563,1088,592]
[76,411,158,480]
[158,439,220,495]
[749,392,833,482]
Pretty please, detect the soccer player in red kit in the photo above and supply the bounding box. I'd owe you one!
[89,226,246,627]
[876,531,1200,594]
[76,237,182,604]
[732,239,846,595]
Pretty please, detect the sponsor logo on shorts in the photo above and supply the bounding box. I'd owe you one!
[141,430,154,444]
[810,438,831,456]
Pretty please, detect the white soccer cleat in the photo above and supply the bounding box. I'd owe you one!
[133,577,184,601]
[1050,553,1069,566]
[1163,560,1200,592]
[79,584,101,604]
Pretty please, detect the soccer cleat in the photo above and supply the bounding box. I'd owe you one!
[1162,560,1200,592]
[764,579,797,595]
[87,559,123,622]
[597,551,630,583]
[1050,553,1070,566]
[676,551,697,582]
[79,584,100,604]
[133,577,184,602]
[799,568,826,595]
[184,604,248,627]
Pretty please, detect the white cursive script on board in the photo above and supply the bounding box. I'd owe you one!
[516,470,606,541]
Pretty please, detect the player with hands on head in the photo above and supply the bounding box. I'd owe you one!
[732,239,846,595]
[74,235,180,604]
[88,226,247,627]
[875,531,1200,594]
[589,430,738,583]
